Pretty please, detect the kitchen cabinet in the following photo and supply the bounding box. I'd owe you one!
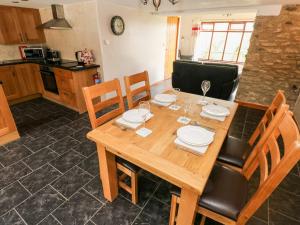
[0,84,19,145]
[17,7,46,44]
[54,68,96,113]
[14,64,40,97]
[0,5,45,44]
[0,66,20,100]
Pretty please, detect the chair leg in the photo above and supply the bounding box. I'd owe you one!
[169,195,178,225]
[200,216,206,225]
[131,171,138,204]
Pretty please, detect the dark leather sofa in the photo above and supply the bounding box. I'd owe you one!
[172,60,239,100]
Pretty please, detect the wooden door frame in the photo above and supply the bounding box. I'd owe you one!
[165,16,180,80]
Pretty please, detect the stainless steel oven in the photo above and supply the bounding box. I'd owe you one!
[40,65,59,94]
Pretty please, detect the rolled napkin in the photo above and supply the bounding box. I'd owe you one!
[115,113,154,129]
[174,138,209,155]
[200,111,226,122]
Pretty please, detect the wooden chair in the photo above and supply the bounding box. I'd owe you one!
[218,90,286,172]
[82,79,139,204]
[124,71,151,109]
[169,104,300,225]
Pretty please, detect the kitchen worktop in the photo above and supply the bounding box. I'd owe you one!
[0,59,100,72]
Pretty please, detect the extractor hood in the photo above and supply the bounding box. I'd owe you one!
[38,4,72,30]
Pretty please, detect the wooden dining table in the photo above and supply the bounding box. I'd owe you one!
[87,91,238,225]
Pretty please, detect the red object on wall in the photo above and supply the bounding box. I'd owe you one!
[19,46,27,59]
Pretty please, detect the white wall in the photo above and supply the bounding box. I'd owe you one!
[39,1,102,66]
[96,0,167,92]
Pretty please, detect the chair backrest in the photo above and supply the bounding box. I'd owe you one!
[248,90,286,146]
[238,107,300,224]
[124,71,151,109]
[82,79,125,129]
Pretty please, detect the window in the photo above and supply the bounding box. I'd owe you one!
[194,21,254,63]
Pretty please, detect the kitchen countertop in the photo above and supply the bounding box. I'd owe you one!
[0,59,100,72]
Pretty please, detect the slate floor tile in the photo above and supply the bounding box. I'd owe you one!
[24,135,56,152]
[71,127,91,142]
[20,164,61,194]
[0,209,26,225]
[269,209,300,225]
[84,176,106,203]
[52,166,93,198]
[0,161,32,190]
[138,198,170,225]
[133,213,160,225]
[68,118,91,130]
[270,188,300,221]
[23,147,59,170]
[53,189,103,225]
[72,141,96,157]
[0,146,9,157]
[48,125,75,141]
[246,217,268,225]
[153,180,173,205]
[0,145,32,167]
[47,117,72,129]
[38,215,61,225]
[50,150,84,173]
[91,196,140,225]
[0,182,30,216]
[16,186,65,225]
[78,153,99,176]
[120,175,158,207]
[49,136,80,155]
[26,124,55,139]
[278,173,300,195]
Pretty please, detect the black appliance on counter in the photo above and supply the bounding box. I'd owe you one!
[24,47,46,60]
[40,65,59,94]
[46,49,61,62]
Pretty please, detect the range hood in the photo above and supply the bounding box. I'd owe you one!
[38,5,72,30]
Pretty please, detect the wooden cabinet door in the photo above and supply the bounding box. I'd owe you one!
[17,8,46,44]
[0,66,20,100]
[14,64,39,97]
[0,6,23,44]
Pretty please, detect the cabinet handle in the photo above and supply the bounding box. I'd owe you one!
[24,33,28,42]
[19,33,24,43]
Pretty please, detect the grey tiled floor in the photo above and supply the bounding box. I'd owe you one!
[0,85,299,225]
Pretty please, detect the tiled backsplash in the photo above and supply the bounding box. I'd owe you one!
[0,45,22,61]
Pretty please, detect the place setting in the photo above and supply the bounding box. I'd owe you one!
[151,90,177,107]
[114,101,154,137]
[174,124,215,156]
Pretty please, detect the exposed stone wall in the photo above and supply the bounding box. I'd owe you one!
[236,5,300,108]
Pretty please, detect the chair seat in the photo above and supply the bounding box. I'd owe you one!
[170,164,248,221]
[116,157,140,173]
[217,136,252,168]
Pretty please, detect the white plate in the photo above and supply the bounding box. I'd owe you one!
[122,109,149,123]
[202,104,230,117]
[154,94,176,103]
[177,125,214,147]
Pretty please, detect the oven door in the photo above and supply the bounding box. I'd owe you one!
[40,71,59,94]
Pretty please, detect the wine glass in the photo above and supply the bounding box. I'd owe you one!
[139,101,150,128]
[172,88,181,103]
[201,80,211,103]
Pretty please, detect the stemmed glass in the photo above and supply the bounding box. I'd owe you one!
[201,80,211,103]
[139,101,150,128]
[173,88,181,103]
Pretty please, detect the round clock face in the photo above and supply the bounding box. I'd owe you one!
[111,16,125,35]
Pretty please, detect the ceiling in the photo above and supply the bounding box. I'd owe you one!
[0,0,298,12]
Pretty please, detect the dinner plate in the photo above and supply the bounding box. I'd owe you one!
[177,125,214,147]
[154,94,176,103]
[202,104,230,117]
[122,109,149,123]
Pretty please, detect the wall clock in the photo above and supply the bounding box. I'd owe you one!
[111,16,125,35]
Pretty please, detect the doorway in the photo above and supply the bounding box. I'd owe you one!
[164,16,180,79]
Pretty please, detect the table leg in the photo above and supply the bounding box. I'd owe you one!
[176,188,199,225]
[97,143,118,202]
